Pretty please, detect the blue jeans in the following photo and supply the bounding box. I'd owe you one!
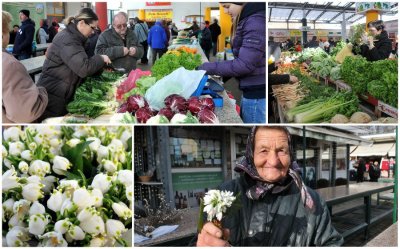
[240,97,266,123]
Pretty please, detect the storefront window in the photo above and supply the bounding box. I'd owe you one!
[336,147,347,179]
[321,144,331,181]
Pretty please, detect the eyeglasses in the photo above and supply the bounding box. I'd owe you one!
[87,23,96,31]
[114,23,127,29]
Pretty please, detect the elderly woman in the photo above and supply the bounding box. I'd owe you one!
[2,11,48,123]
[197,126,343,246]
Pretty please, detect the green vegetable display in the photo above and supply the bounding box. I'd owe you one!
[123,76,157,98]
[330,40,346,57]
[309,56,337,78]
[340,56,371,94]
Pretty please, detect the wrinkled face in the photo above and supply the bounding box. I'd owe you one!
[113,16,128,37]
[253,128,291,182]
[221,3,243,19]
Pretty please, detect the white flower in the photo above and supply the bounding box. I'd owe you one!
[118,151,127,163]
[87,137,101,152]
[47,190,65,212]
[91,188,103,207]
[66,224,85,240]
[8,141,25,156]
[91,173,112,193]
[41,175,57,194]
[126,185,133,202]
[106,219,127,238]
[28,142,37,151]
[9,214,26,228]
[54,219,72,234]
[28,214,49,235]
[29,160,51,177]
[67,138,82,148]
[22,183,44,202]
[39,231,68,247]
[120,129,132,149]
[13,199,31,216]
[77,207,105,235]
[89,236,106,247]
[29,201,46,216]
[60,198,77,216]
[27,175,42,184]
[117,170,133,187]
[3,198,15,218]
[2,168,21,191]
[18,161,29,174]
[112,202,132,220]
[59,179,80,190]
[35,126,61,141]
[3,127,22,142]
[203,190,236,221]
[102,159,117,173]
[20,150,33,161]
[52,156,72,175]
[73,188,94,210]
[6,226,30,246]
[109,138,124,152]
[96,145,110,163]
[49,138,62,148]
[2,144,8,157]
[3,158,13,169]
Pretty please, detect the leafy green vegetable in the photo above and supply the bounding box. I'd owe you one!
[330,40,346,57]
[297,47,327,63]
[340,56,371,94]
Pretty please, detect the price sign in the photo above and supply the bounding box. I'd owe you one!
[377,101,398,118]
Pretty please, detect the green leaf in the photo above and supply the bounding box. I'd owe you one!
[61,141,93,175]
[197,198,205,233]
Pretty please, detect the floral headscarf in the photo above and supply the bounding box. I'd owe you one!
[235,126,315,212]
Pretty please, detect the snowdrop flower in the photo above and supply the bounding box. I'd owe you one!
[20,150,33,161]
[87,137,101,152]
[39,231,68,247]
[28,142,37,151]
[91,188,103,207]
[47,190,65,212]
[203,190,236,221]
[2,167,21,191]
[60,198,77,216]
[29,160,51,177]
[29,201,46,216]
[109,138,124,152]
[89,236,106,247]
[28,213,49,235]
[91,173,112,193]
[117,170,133,187]
[9,212,28,229]
[2,144,8,157]
[22,183,44,202]
[49,138,62,148]
[3,158,13,169]
[66,224,85,241]
[8,141,25,156]
[27,175,42,184]
[41,175,57,194]
[35,126,61,140]
[120,129,132,149]
[102,159,117,173]
[126,185,133,202]
[13,199,31,216]
[96,145,110,163]
[52,156,72,175]
[6,226,30,246]
[72,126,90,138]
[3,198,15,218]
[18,161,29,174]
[54,219,72,234]
[106,219,127,238]
[77,207,105,235]
[59,179,80,190]
[73,188,94,210]
[66,138,82,148]
[3,127,22,142]
[112,202,132,220]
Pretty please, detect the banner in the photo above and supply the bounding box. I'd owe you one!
[145,10,173,20]
[146,2,171,6]
[172,172,223,190]
[356,2,392,14]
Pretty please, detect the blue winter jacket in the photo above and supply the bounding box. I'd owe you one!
[14,18,35,56]
[148,22,167,49]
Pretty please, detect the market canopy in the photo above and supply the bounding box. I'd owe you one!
[268,2,398,24]
[350,143,395,157]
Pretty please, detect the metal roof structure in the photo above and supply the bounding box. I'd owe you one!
[268,2,398,24]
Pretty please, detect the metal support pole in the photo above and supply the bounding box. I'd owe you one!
[302,126,306,178]
[157,127,174,207]
[394,126,398,223]
[341,12,347,40]
[346,144,350,185]
[332,142,337,186]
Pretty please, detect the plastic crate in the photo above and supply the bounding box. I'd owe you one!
[191,75,224,107]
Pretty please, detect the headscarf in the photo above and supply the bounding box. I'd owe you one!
[234,126,315,212]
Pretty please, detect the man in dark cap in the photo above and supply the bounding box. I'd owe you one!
[209,19,221,56]
[14,9,35,60]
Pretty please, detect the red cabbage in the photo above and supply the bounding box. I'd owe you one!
[127,95,148,113]
[169,96,188,113]
[158,108,174,120]
[197,108,219,124]
[117,103,129,113]
[200,97,215,112]
[188,96,202,115]
[135,107,153,123]
[164,94,182,108]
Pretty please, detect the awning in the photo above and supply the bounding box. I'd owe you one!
[350,143,395,157]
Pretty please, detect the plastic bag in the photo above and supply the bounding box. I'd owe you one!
[145,67,206,110]
[116,69,151,100]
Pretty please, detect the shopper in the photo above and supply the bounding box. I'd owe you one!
[268,36,281,61]
[96,12,143,72]
[13,9,35,60]
[209,19,221,56]
[162,20,171,52]
[199,21,212,60]
[147,20,167,65]
[286,38,294,50]
[9,25,19,44]
[369,161,381,182]
[295,41,302,52]
[48,21,58,42]
[356,159,366,183]
[184,20,200,36]
[2,11,48,123]
[305,36,319,48]
[198,2,266,123]
[37,8,111,121]
[359,20,392,61]
[197,126,344,246]
[133,17,149,64]
[36,19,49,44]
[170,22,179,37]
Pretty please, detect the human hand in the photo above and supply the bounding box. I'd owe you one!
[361,34,369,44]
[129,47,136,56]
[289,75,298,83]
[101,55,111,64]
[123,47,129,56]
[196,222,230,247]
[368,36,374,47]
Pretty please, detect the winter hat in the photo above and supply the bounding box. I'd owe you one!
[20,9,30,18]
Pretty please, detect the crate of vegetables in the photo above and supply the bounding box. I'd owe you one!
[191,76,223,107]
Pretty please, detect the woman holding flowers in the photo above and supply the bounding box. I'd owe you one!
[197,126,343,246]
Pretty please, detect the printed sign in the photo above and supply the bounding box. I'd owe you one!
[356,2,392,14]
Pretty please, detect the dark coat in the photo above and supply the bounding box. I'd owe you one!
[305,39,319,48]
[200,28,212,51]
[218,174,344,246]
[360,31,392,61]
[14,18,35,56]
[37,23,105,120]
[209,22,221,42]
[198,3,266,99]
[95,27,144,71]
[48,25,58,43]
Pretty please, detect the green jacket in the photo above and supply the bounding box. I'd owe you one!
[218,174,344,246]
[95,28,144,72]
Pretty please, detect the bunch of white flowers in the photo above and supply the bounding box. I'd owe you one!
[203,190,237,222]
[2,126,133,247]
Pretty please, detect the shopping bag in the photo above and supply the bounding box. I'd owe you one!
[145,67,206,110]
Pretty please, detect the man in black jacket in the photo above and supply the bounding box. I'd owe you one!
[360,20,392,61]
[197,126,343,246]
[209,19,221,56]
[14,9,35,60]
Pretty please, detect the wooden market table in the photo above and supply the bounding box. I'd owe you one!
[20,55,46,81]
